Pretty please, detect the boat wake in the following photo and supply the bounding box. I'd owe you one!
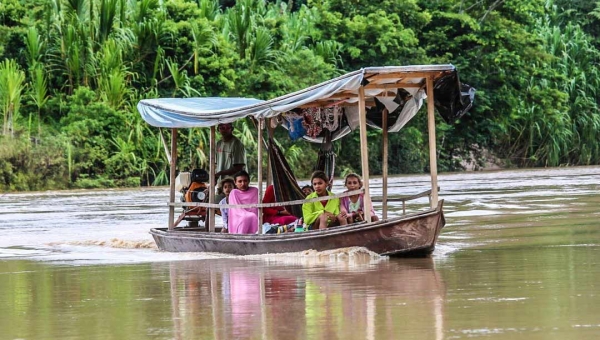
[48,239,158,249]
[245,246,388,267]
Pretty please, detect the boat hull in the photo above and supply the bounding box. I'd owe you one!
[150,201,445,256]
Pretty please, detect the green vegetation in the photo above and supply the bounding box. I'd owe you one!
[0,0,599,191]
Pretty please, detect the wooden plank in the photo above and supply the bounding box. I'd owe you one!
[168,128,178,230]
[358,86,372,222]
[208,126,216,232]
[382,109,388,220]
[426,76,439,208]
[377,91,399,97]
[363,82,423,90]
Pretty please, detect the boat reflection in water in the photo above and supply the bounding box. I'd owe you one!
[167,249,446,340]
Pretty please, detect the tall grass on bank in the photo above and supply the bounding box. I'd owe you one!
[0,60,26,137]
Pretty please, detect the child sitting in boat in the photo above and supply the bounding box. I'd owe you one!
[302,171,348,230]
[340,173,379,223]
[217,177,235,233]
[263,184,297,226]
[228,170,259,234]
[301,185,314,197]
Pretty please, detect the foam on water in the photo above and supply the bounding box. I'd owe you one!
[49,238,158,249]
[431,242,470,258]
[244,246,388,268]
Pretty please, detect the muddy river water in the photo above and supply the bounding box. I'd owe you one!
[1,166,599,339]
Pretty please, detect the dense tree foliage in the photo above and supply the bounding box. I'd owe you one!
[0,0,598,191]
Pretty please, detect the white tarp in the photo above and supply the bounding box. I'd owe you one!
[368,89,426,132]
[137,65,459,132]
[138,70,364,128]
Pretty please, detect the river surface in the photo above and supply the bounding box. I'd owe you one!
[1,167,599,339]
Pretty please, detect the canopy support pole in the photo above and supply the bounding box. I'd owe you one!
[266,118,273,187]
[382,109,388,220]
[168,128,178,230]
[208,126,216,232]
[426,76,439,208]
[257,119,264,233]
[358,86,372,222]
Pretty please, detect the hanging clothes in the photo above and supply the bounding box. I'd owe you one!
[283,114,307,141]
[321,106,342,131]
[302,107,323,138]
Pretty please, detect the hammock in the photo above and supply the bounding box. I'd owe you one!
[314,130,336,188]
[268,137,306,218]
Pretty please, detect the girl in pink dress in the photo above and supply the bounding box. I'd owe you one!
[340,173,379,224]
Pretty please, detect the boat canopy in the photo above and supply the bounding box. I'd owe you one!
[140,65,476,230]
[137,65,475,141]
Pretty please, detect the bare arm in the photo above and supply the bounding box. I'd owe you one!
[216,163,245,178]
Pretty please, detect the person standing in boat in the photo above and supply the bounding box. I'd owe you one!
[217,177,235,233]
[214,123,246,203]
[215,123,247,182]
[228,170,259,234]
[302,171,348,230]
[340,173,379,224]
[262,184,297,226]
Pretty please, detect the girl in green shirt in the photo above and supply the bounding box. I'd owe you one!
[302,171,348,230]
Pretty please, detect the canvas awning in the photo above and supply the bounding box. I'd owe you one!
[137,65,475,136]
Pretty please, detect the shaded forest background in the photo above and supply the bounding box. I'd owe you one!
[0,0,599,191]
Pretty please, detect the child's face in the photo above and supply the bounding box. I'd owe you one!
[223,182,234,196]
[312,178,328,195]
[302,187,313,196]
[345,176,361,190]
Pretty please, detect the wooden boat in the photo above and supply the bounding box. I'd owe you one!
[137,65,474,256]
[151,200,444,256]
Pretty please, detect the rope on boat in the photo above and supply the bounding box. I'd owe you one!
[371,188,437,202]
[172,188,437,224]
[169,189,365,209]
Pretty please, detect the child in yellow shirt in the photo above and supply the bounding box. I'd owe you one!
[302,171,348,230]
